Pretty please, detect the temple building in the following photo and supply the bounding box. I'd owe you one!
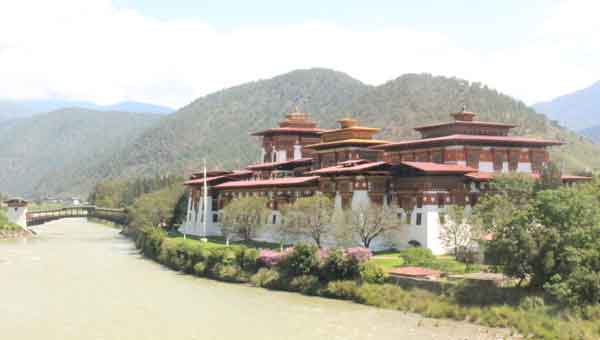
[180,108,589,254]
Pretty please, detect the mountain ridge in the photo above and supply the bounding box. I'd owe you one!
[37,68,599,196]
[533,81,600,131]
[0,99,174,122]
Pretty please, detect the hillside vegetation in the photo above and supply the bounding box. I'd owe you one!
[0,108,161,196]
[60,69,599,191]
[7,69,600,196]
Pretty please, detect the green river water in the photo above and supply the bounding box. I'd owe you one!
[0,219,508,340]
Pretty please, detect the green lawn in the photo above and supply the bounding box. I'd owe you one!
[370,250,483,274]
[168,232,281,250]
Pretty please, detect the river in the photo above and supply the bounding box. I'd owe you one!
[0,219,508,340]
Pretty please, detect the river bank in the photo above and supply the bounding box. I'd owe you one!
[0,218,510,340]
[0,226,32,240]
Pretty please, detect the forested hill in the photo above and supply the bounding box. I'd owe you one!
[0,108,161,196]
[38,69,600,195]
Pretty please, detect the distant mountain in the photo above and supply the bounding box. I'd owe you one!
[0,108,161,197]
[581,125,600,143]
[533,81,600,131]
[0,99,174,122]
[46,68,600,196]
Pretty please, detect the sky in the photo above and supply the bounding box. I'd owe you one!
[0,0,599,109]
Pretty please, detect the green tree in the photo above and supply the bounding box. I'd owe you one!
[535,161,563,191]
[127,185,185,230]
[221,196,269,242]
[280,195,334,248]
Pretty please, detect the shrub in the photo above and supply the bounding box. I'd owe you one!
[206,247,236,273]
[214,264,246,283]
[193,262,207,276]
[359,262,387,284]
[323,281,360,300]
[519,296,546,311]
[320,248,359,282]
[257,249,286,268]
[398,247,435,266]
[250,268,281,289]
[278,243,319,277]
[289,275,321,295]
[346,247,372,263]
[238,247,259,272]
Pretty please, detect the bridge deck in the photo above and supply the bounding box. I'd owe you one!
[27,206,127,226]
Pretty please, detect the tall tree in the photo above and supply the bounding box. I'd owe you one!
[280,195,334,248]
[341,204,403,248]
[440,205,481,258]
[221,196,269,242]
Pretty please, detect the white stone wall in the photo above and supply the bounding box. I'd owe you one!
[517,162,532,173]
[479,161,494,172]
[7,206,28,228]
[179,195,221,237]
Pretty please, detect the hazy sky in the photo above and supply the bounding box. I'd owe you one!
[1,0,599,108]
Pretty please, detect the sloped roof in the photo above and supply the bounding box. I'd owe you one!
[372,134,564,150]
[213,176,320,189]
[401,161,476,174]
[245,158,312,170]
[307,161,388,175]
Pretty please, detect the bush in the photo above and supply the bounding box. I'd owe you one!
[250,268,281,289]
[398,247,436,266]
[206,247,236,273]
[346,247,372,263]
[214,264,246,283]
[359,262,387,284]
[257,249,287,268]
[289,275,321,295]
[278,243,319,277]
[238,247,259,272]
[323,281,360,300]
[320,249,359,282]
[193,262,207,276]
[519,296,546,311]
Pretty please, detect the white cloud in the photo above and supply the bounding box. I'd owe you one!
[0,0,599,108]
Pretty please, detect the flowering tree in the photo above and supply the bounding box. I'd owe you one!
[440,205,478,258]
[281,195,334,248]
[341,204,403,248]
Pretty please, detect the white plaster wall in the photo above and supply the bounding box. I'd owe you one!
[351,190,370,210]
[7,206,28,228]
[334,192,342,210]
[179,195,221,237]
[502,161,509,173]
[293,144,302,160]
[277,149,287,162]
[517,162,532,173]
[479,161,494,172]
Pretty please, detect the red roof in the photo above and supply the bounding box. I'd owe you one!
[184,175,227,185]
[251,127,326,136]
[465,172,494,181]
[414,120,517,131]
[401,161,476,174]
[307,161,388,175]
[213,176,320,189]
[185,170,252,186]
[389,266,442,278]
[372,134,564,150]
[246,158,312,170]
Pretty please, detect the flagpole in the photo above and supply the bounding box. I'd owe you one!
[201,158,208,242]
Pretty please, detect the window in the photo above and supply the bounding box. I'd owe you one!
[212,213,219,223]
[272,214,277,225]
[416,213,423,226]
